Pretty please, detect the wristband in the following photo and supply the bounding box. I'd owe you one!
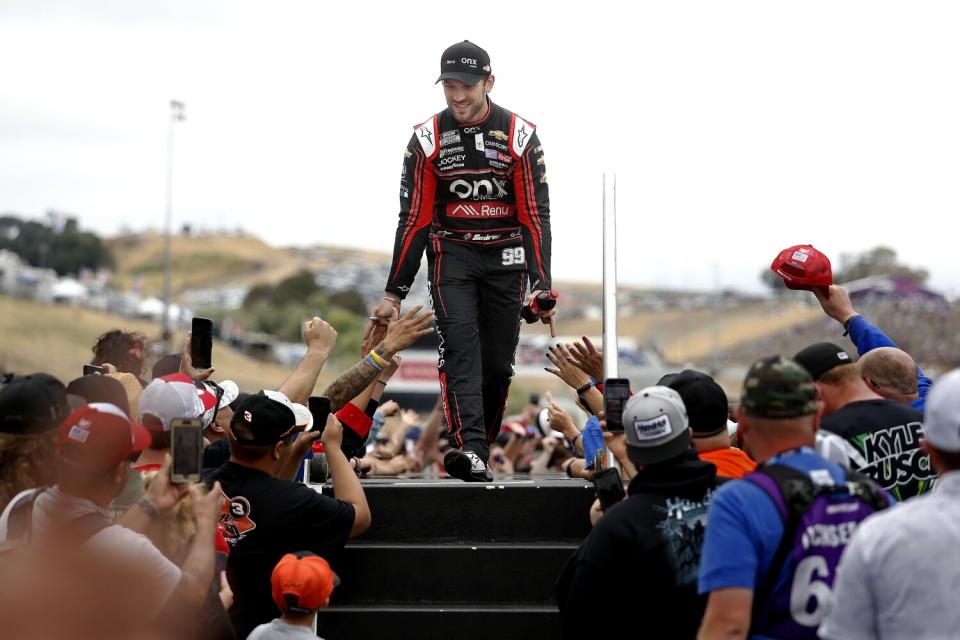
[842,314,860,337]
[364,354,384,372]
[383,296,401,305]
[368,350,389,369]
[136,496,158,519]
[576,382,593,395]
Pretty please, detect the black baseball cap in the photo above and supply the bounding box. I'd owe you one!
[662,370,729,437]
[794,342,854,382]
[231,392,296,445]
[67,374,131,417]
[0,373,71,435]
[436,40,491,86]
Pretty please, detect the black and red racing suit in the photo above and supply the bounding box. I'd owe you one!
[386,98,551,461]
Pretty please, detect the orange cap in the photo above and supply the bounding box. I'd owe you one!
[271,552,339,614]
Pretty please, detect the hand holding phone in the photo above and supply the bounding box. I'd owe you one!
[83,364,105,376]
[603,378,631,433]
[594,467,626,512]
[171,418,203,484]
[191,317,214,370]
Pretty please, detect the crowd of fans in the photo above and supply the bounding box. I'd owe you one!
[1,282,958,639]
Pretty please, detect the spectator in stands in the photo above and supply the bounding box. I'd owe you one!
[697,356,890,640]
[557,386,718,639]
[91,329,148,384]
[248,551,338,640]
[794,342,932,500]
[0,403,222,625]
[205,392,370,638]
[820,368,960,639]
[663,370,756,479]
[0,373,71,511]
[813,284,932,410]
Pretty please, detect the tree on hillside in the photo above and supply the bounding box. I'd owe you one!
[834,246,928,284]
[761,245,929,295]
[0,212,114,275]
[759,267,790,297]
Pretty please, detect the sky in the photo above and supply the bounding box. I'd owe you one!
[2,0,959,294]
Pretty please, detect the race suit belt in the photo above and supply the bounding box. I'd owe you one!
[431,225,523,246]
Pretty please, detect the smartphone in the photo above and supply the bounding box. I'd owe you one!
[594,467,627,512]
[170,418,203,484]
[603,377,631,433]
[308,396,331,433]
[191,317,214,370]
[83,364,104,376]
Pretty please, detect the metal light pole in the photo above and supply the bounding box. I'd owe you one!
[162,100,185,347]
[600,170,620,471]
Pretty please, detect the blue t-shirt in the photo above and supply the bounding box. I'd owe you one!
[847,315,931,412]
[698,447,894,639]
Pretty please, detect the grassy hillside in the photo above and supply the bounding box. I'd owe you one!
[0,295,336,393]
[105,233,390,300]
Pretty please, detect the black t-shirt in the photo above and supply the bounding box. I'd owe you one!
[203,438,230,471]
[205,462,355,639]
[556,452,718,639]
[821,399,934,501]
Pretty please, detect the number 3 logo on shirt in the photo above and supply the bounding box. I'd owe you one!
[501,247,525,266]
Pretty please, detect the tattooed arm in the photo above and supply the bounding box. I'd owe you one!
[323,306,435,411]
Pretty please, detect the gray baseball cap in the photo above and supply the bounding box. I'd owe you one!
[623,386,691,466]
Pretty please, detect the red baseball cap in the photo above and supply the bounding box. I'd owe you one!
[770,244,833,291]
[59,403,152,473]
[271,552,340,614]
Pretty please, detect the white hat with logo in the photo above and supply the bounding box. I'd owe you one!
[923,369,960,453]
[623,386,691,466]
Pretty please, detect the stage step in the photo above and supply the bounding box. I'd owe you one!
[331,543,576,605]
[318,475,595,543]
[314,474,592,640]
[317,605,561,640]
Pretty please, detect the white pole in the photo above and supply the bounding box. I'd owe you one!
[601,171,620,472]
[162,100,185,348]
[602,171,619,380]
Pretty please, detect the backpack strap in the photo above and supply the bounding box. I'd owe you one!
[843,468,890,513]
[744,464,817,629]
[5,488,47,542]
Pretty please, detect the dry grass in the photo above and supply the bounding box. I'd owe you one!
[0,295,336,393]
[105,233,389,300]
[558,301,821,362]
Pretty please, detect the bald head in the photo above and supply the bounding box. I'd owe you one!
[859,347,918,402]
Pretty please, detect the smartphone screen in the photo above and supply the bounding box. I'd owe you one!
[83,364,104,376]
[603,377,631,433]
[308,396,331,433]
[171,418,203,484]
[191,317,214,370]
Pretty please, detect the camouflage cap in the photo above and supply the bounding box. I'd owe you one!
[740,356,817,418]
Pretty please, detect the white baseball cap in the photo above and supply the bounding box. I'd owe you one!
[923,369,960,453]
[139,373,216,432]
[623,386,691,466]
[263,389,313,431]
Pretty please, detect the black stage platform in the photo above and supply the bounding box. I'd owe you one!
[310,473,594,639]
